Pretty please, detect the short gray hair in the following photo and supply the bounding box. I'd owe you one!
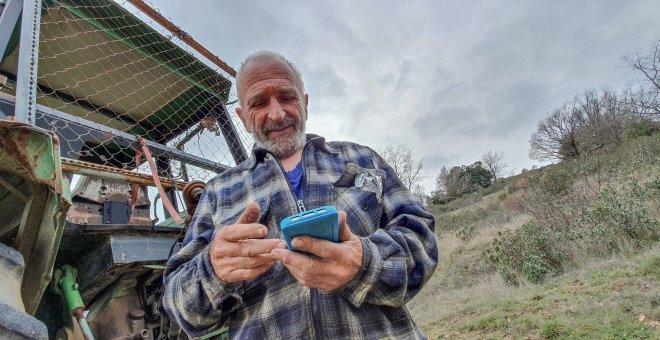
[235,51,305,106]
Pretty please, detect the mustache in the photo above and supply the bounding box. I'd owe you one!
[262,116,298,133]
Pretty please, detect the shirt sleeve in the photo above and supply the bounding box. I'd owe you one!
[341,150,439,308]
[161,187,244,338]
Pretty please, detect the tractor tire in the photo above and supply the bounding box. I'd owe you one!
[0,243,48,339]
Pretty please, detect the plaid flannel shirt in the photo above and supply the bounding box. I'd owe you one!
[163,135,438,339]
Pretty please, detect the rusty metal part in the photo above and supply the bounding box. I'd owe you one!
[72,177,150,205]
[138,138,184,225]
[61,158,188,191]
[182,180,205,226]
[0,120,72,314]
[127,0,237,77]
[0,121,70,200]
[0,175,29,203]
[182,180,205,214]
[67,176,152,226]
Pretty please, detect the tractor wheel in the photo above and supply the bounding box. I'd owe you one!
[0,243,48,339]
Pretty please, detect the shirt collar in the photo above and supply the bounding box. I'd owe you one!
[243,134,340,169]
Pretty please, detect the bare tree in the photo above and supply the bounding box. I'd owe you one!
[529,88,629,162]
[481,150,507,182]
[622,86,660,116]
[529,102,581,161]
[412,184,428,206]
[379,144,425,191]
[623,40,660,117]
[574,87,628,151]
[625,40,660,91]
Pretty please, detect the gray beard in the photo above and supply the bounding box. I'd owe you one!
[253,116,306,158]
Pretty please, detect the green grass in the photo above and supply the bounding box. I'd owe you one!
[419,247,660,339]
[413,133,660,339]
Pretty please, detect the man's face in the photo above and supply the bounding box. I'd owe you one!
[236,58,308,158]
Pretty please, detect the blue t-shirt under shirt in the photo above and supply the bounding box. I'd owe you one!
[286,161,303,199]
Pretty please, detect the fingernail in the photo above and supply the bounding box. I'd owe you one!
[270,249,283,259]
[277,241,287,249]
[258,227,267,236]
[293,238,303,247]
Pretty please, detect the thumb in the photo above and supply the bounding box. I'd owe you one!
[237,202,261,224]
[337,210,354,242]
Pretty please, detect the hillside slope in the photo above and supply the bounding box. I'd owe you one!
[412,133,660,339]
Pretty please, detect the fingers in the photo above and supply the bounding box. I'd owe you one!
[270,248,309,269]
[291,237,337,259]
[210,239,285,283]
[275,252,336,291]
[337,210,352,242]
[237,202,261,224]
[218,262,274,283]
[271,210,362,291]
[218,223,268,242]
[213,238,286,257]
[285,210,352,258]
[221,254,275,269]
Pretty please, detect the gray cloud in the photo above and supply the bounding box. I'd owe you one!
[154,0,660,192]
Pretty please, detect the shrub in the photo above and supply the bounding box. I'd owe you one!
[576,183,660,252]
[540,321,566,339]
[624,118,660,139]
[487,178,660,285]
[484,222,567,285]
[536,166,574,197]
[434,206,488,242]
[455,223,477,242]
[484,133,659,286]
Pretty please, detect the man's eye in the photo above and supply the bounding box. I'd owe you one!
[251,100,266,108]
[280,96,296,102]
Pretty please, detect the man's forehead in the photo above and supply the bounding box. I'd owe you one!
[240,58,297,87]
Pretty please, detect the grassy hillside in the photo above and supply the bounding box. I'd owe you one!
[411,133,660,339]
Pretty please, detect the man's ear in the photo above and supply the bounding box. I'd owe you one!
[236,107,253,133]
[304,94,309,121]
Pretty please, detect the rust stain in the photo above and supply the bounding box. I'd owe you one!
[0,122,70,207]
[61,158,188,190]
[0,126,37,182]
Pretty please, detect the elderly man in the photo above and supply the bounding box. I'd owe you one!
[163,51,438,339]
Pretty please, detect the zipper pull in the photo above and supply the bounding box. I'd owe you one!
[297,199,306,213]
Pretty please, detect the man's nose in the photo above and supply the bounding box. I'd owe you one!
[266,97,286,122]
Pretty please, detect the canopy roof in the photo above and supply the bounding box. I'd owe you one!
[0,0,232,143]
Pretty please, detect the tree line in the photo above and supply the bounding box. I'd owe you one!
[530,40,660,161]
[381,40,660,205]
[380,144,507,205]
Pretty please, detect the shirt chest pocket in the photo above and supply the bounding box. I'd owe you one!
[332,163,386,237]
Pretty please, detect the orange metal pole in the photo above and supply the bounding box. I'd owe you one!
[139,138,185,225]
[127,0,237,77]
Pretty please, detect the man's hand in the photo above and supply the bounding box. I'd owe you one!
[269,210,363,291]
[210,203,286,283]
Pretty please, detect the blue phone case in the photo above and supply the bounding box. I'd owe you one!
[280,205,339,252]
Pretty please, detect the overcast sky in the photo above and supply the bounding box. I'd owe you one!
[151,0,659,192]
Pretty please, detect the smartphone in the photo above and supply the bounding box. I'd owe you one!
[280,205,339,252]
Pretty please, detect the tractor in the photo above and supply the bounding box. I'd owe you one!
[0,0,247,338]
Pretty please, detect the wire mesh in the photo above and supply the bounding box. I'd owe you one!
[1,0,252,184]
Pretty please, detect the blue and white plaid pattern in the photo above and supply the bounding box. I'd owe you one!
[163,135,438,339]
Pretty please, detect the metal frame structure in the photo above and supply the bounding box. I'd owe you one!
[0,0,248,180]
[0,92,233,173]
[13,0,40,124]
[0,1,243,337]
